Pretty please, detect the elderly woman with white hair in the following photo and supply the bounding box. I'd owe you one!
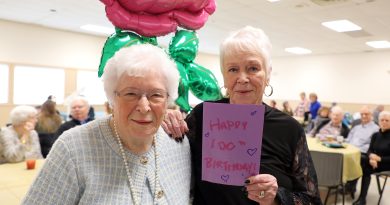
[0,105,42,163]
[354,110,390,205]
[311,105,350,138]
[22,44,191,205]
[164,26,321,205]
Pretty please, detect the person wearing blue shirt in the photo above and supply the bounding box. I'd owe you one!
[309,93,321,120]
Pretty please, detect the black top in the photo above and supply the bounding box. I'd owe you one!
[55,118,94,140]
[37,132,57,158]
[367,129,390,170]
[186,99,322,205]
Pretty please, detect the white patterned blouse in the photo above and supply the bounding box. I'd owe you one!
[22,116,191,205]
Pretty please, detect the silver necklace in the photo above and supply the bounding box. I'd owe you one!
[112,118,163,205]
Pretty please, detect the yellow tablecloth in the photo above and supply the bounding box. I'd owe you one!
[293,116,304,124]
[0,159,44,205]
[307,137,362,183]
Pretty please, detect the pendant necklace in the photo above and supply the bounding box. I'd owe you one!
[112,118,163,205]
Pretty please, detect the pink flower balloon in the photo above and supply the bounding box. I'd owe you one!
[101,0,216,37]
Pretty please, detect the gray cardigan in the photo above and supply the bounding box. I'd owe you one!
[0,126,42,164]
[22,116,191,204]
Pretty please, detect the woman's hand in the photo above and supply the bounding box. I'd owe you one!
[19,121,35,142]
[245,174,278,205]
[24,121,35,132]
[369,153,381,162]
[369,159,378,169]
[161,109,188,138]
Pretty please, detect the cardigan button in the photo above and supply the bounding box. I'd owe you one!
[157,190,164,199]
[140,156,148,165]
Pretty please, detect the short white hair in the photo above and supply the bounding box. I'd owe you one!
[331,106,344,115]
[102,44,179,106]
[379,110,390,120]
[10,105,37,125]
[70,95,90,108]
[220,26,272,81]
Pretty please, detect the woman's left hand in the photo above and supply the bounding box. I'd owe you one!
[161,109,188,138]
[369,153,381,162]
[245,174,278,205]
[369,159,378,169]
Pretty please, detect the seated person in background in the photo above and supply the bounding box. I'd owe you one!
[353,111,390,205]
[310,106,350,138]
[55,96,93,138]
[372,104,384,125]
[347,106,379,153]
[0,105,42,163]
[345,106,379,198]
[270,99,277,109]
[35,100,63,158]
[306,106,330,133]
[282,101,293,116]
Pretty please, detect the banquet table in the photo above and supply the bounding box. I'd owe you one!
[0,159,44,205]
[307,137,362,183]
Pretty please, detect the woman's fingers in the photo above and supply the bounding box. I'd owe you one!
[181,119,189,133]
[164,109,187,138]
[245,174,278,205]
[161,120,172,135]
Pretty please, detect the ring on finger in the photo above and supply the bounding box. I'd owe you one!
[258,190,265,199]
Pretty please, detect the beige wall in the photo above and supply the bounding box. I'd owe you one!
[270,52,390,105]
[0,19,107,125]
[1,19,389,126]
[0,20,105,69]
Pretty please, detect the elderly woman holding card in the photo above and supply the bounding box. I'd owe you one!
[22,44,191,204]
[164,26,321,205]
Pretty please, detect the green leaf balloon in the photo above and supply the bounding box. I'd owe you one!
[186,63,222,101]
[98,28,157,77]
[169,30,199,64]
[175,62,191,112]
[168,29,222,112]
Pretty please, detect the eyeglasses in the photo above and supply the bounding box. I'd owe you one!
[115,88,169,104]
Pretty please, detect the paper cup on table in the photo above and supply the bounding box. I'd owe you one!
[336,136,344,143]
[26,159,36,170]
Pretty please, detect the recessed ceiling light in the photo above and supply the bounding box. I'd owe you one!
[267,0,280,2]
[321,20,362,32]
[285,47,312,55]
[80,24,114,35]
[366,41,390,48]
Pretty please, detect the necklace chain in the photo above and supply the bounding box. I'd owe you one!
[112,117,161,205]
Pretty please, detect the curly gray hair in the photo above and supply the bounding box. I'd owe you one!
[10,105,37,126]
[102,44,179,107]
